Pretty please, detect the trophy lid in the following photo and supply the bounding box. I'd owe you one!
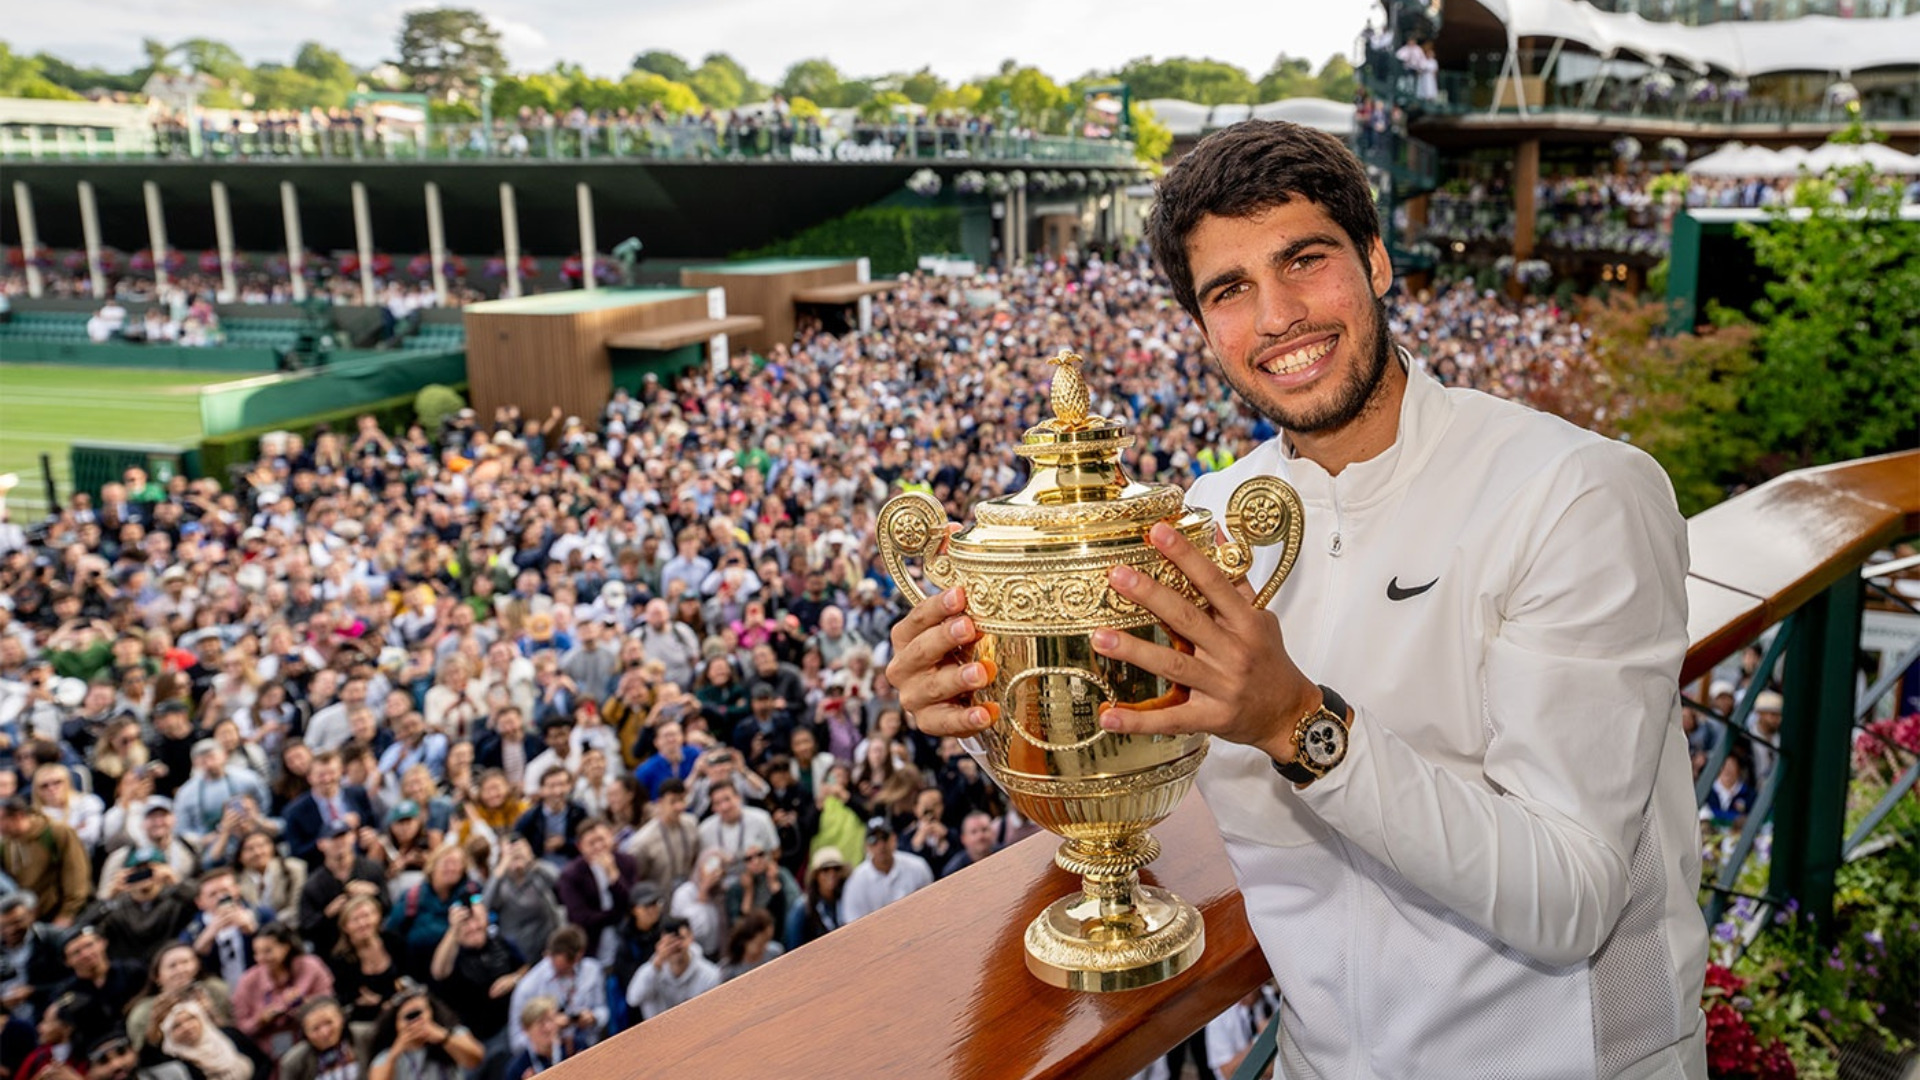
[961,350,1199,544]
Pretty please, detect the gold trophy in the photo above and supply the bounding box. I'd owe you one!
[878,349,1302,991]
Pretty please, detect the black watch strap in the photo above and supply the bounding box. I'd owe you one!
[1272,684,1350,786]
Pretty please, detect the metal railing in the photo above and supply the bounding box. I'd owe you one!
[0,119,1141,166]
[1425,59,1920,126]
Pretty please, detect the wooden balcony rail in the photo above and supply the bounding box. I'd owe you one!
[548,448,1919,1080]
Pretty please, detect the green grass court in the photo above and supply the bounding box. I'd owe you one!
[0,364,237,518]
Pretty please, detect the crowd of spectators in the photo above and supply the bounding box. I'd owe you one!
[0,245,1621,1078]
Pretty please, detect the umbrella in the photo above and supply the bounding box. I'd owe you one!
[1803,141,1920,175]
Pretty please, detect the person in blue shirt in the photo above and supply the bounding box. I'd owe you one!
[1703,755,1757,827]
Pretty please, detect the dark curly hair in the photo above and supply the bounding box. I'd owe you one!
[1147,120,1381,322]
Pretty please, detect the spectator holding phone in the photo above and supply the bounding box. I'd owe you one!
[505,925,606,1053]
[366,986,482,1080]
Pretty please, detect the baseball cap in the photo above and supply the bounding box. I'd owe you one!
[628,882,663,907]
[1755,691,1784,713]
[321,819,355,840]
[864,816,894,840]
[387,800,422,824]
[809,846,849,873]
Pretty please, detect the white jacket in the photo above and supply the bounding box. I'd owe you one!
[1186,362,1707,1080]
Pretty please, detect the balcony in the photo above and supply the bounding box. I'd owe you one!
[0,120,1142,167]
[538,449,1919,1078]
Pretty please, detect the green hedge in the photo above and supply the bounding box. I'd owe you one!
[195,384,467,484]
[734,205,962,276]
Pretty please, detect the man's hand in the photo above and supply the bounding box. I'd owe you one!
[1089,522,1319,762]
[488,972,521,999]
[886,581,998,739]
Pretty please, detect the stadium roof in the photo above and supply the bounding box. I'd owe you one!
[1144,97,1354,137]
[1468,0,1920,75]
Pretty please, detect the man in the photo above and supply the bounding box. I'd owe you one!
[695,784,778,871]
[901,786,956,873]
[521,717,576,798]
[620,778,703,897]
[0,796,89,925]
[514,767,589,864]
[0,893,68,1021]
[283,751,379,865]
[729,685,794,762]
[559,619,619,701]
[838,817,933,922]
[304,676,368,753]
[504,996,575,1079]
[296,820,389,956]
[97,797,199,896]
[96,850,196,963]
[623,916,720,1022]
[555,819,640,966]
[686,747,770,819]
[171,739,270,840]
[1747,690,1784,788]
[941,810,998,878]
[636,599,699,689]
[376,709,449,786]
[181,866,274,989]
[54,926,143,1043]
[506,925,608,1053]
[428,898,526,1056]
[477,707,544,790]
[632,719,699,799]
[742,645,807,718]
[889,121,1705,1076]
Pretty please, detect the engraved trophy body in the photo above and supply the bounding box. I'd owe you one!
[877,351,1303,991]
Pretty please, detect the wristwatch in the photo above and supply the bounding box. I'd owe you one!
[1272,684,1352,787]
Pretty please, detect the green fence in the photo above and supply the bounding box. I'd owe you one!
[0,340,287,371]
[196,349,467,437]
[68,442,203,502]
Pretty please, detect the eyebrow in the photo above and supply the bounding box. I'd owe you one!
[1193,232,1346,304]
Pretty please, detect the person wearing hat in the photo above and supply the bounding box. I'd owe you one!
[172,740,270,842]
[295,821,388,959]
[96,848,196,963]
[787,847,850,948]
[837,816,934,923]
[0,797,91,926]
[1748,690,1785,788]
[426,891,525,1058]
[607,882,666,988]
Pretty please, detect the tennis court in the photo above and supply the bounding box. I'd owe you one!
[0,363,240,518]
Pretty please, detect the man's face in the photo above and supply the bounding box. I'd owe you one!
[1185,200,1395,437]
[65,933,106,977]
[308,758,340,793]
[197,875,237,913]
[752,647,777,675]
[145,810,175,844]
[659,791,687,818]
[199,745,228,776]
[0,905,33,945]
[578,825,610,861]
[656,723,683,756]
[545,726,572,754]
[541,770,571,805]
[709,785,740,823]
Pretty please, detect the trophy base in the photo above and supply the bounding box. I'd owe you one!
[1023,882,1205,992]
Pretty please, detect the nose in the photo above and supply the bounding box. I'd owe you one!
[1251,276,1309,341]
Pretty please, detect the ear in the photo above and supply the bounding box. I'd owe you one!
[1367,236,1393,299]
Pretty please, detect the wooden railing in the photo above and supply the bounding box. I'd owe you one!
[548,449,1919,1080]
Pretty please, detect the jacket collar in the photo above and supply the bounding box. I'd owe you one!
[1275,347,1454,510]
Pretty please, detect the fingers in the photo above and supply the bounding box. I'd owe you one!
[1099,699,1208,737]
[1145,521,1255,630]
[887,585,965,660]
[910,700,999,739]
[1089,626,1204,691]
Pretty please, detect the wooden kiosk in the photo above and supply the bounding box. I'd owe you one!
[680,257,895,355]
[462,288,762,421]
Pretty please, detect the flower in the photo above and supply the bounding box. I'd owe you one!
[905,168,942,197]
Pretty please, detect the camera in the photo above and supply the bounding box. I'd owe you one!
[126,866,154,885]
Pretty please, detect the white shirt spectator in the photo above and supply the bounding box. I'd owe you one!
[840,848,934,922]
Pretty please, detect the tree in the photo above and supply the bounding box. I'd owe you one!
[490,72,561,114]
[1574,293,1761,515]
[978,65,1070,131]
[1256,55,1317,101]
[620,71,700,115]
[31,52,142,95]
[630,50,691,83]
[688,58,746,109]
[779,58,843,106]
[293,42,355,87]
[176,39,248,84]
[899,66,945,106]
[1314,54,1356,100]
[930,82,983,116]
[0,43,82,100]
[1113,56,1254,105]
[1130,102,1172,163]
[1732,131,1920,469]
[700,53,765,101]
[396,8,506,98]
[857,90,911,123]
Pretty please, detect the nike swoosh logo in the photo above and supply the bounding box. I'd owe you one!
[1387,577,1438,601]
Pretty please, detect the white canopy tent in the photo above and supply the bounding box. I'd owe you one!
[1685,139,1920,177]
[1801,141,1920,174]
[1471,0,1920,76]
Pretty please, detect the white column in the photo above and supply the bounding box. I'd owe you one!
[77,180,105,298]
[10,182,43,298]
[210,180,237,299]
[280,181,307,303]
[1001,191,1014,269]
[576,182,597,291]
[856,256,873,333]
[143,180,170,293]
[500,182,522,299]
[706,286,730,373]
[424,181,448,305]
[351,180,376,306]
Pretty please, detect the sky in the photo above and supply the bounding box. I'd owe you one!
[11,0,1378,86]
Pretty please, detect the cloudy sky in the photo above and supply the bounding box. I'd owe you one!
[13,0,1377,86]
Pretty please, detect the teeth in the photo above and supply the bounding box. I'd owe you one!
[1262,338,1334,375]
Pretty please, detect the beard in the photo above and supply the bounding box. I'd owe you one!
[1223,294,1394,436]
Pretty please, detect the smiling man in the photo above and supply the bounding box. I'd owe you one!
[889,121,1705,1079]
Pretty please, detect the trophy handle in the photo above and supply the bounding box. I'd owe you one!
[1218,476,1304,612]
[876,491,958,607]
